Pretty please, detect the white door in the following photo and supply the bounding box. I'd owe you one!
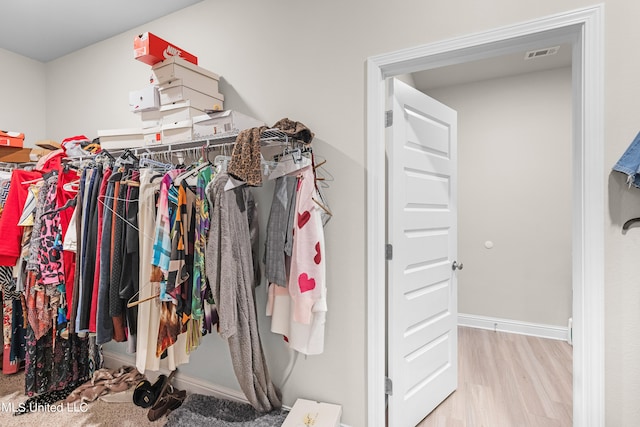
[387,78,458,427]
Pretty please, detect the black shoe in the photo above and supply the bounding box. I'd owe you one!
[133,374,167,408]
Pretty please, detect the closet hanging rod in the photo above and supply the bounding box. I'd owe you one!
[107,128,294,158]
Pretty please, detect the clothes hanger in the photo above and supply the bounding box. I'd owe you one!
[268,149,312,180]
[213,155,231,172]
[21,176,44,185]
[119,148,140,164]
[174,161,211,186]
[40,197,77,218]
[63,180,80,193]
[127,290,160,308]
[312,194,332,217]
[139,156,173,172]
[100,149,116,162]
[224,175,246,191]
[173,146,211,185]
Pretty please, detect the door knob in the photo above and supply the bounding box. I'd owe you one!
[452,261,464,271]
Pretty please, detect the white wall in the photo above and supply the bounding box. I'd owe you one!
[428,67,572,327]
[0,48,46,147]
[31,0,640,425]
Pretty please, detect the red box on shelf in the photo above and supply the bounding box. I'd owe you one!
[0,130,24,148]
[134,32,197,66]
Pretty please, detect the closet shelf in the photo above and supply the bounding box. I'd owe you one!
[105,128,291,157]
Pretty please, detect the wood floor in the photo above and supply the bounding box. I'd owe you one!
[417,326,573,427]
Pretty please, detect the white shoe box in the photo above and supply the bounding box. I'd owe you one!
[281,398,342,427]
[161,119,193,145]
[159,101,203,124]
[129,85,160,112]
[151,56,220,92]
[159,82,224,111]
[98,128,144,150]
[192,110,265,138]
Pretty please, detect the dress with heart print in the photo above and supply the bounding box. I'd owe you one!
[288,165,325,326]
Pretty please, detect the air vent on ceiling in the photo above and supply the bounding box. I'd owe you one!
[525,46,560,60]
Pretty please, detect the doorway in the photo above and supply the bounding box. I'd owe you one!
[366,5,604,427]
[421,61,573,337]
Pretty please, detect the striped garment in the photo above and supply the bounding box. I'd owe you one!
[192,167,212,323]
[151,170,182,301]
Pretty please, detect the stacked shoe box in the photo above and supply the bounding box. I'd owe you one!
[100,37,224,150]
[150,56,224,145]
[99,80,159,150]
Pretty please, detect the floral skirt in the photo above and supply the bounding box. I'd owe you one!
[24,325,90,396]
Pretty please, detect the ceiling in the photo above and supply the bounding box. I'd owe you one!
[412,43,573,91]
[0,4,572,85]
[0,0,203,62]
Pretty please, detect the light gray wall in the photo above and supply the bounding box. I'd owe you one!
[0,47,46,147]
[428,67,572,327]
[4,0,638,425]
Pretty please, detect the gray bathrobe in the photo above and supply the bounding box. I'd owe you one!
[205,172,282,412]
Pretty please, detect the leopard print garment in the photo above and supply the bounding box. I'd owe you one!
[228,126,267,187]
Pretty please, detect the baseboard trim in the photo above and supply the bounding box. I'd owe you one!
[103,350,353,427]
[458,313,569,342]
[102,350,247,403]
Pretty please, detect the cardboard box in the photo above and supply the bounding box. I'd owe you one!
[160,101,203,123]
[34,140,61,150]
[282,399,342,427]
[161,120,193,145]
[143,126,162,146]
[29,147,54,162]
[193,110,265,138]
[129,85,160,112]
[97,128,144,150]
[151,56,218,87]
[0,147,31,162]
[158,83,224,111]
[0,130,25,148]
[134,32,197,66]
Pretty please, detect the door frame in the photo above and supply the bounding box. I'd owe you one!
[366,5,604,427]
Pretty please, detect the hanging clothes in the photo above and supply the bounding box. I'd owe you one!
[0,169,26,372]
[191,166,214,344]
[120,169,141,353]
[264,175,297,287]
[17,161,91,395]
[168,181,197,352]
[287,165,325,325]
[205,172,282,412]
[265,165,328,355]
[0,150,69,266]
[0,169,42,266]
[2,266,25,373]
[96,170,115,344]
[137,168,190,373]
[136,169,163,372]
[109,170,128,342]
[74,167,93,333]
[78,166,102,332]
[89,167,112,332]
[153,169,182,357]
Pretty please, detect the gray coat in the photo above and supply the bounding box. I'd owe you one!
[205,172,282,412]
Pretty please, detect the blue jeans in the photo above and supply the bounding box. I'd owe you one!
[613,131,640,188]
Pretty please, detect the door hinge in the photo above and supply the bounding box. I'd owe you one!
[385,110,393,128]
[385,377,393,395]
[385,244,393,260]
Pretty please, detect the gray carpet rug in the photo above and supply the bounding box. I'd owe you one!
[164,394,287,427]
